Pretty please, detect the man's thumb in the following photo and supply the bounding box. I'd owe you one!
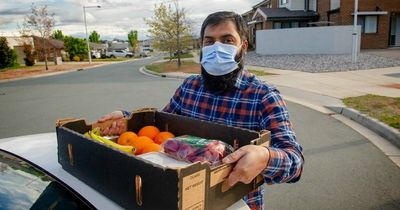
[222,149,245,164]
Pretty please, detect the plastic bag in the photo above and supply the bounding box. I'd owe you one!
[161,135,234,166]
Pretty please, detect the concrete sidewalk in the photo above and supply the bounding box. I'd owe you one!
[251,65,400,98]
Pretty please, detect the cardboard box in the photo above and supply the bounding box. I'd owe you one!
[56,109,270,210]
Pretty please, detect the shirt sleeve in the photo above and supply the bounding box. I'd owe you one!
[162,82,184,114]
[258,89,304,184]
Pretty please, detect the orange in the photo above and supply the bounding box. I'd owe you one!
[154,131,175,145]
[142,143,161,154]
[131,136,154,155]
[117,131,138,146]
[138,126,160,140]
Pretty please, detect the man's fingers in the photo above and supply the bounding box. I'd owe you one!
[227,169,241,187]
[98,114,111,123]
[222,148,246,164]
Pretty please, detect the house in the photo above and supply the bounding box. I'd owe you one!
[244,0,400,49]
[107,41,131,52]
[243,0,319,48]
[138,39,153,53]
[317,0,400,48]
[5,36,35,65]
[32,36,66,61]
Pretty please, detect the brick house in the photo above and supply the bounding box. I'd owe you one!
[243,0,319,49]
[243,0,400,49]
[318,0,400,49]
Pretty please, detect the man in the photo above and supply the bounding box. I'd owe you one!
[100,11,303,210]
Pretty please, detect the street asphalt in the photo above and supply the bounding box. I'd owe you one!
[0,57,399,209]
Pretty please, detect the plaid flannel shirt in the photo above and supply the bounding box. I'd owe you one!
[162,70,304,210]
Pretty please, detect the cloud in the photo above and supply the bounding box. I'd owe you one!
[1,0,262,40]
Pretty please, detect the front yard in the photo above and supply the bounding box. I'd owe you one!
[343,94,400,130]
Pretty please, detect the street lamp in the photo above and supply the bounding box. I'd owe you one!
[83,5,101,64]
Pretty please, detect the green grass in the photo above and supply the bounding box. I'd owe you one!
[248,69,277,76]
[164,53,194,60]
[343,94,400,130]
[146,62,164,73]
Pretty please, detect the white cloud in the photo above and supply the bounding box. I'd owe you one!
[1,0,261,40]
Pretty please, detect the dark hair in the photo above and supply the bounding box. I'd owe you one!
[200,11,248,44]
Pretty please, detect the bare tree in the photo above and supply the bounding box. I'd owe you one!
[21,3,55,70]
[146,0,192,68]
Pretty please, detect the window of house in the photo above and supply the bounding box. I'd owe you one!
[273,22,282,29]
[282,22,290,28]
[291,22,299,28]
[281,0,288,4]
[357,16,378,33]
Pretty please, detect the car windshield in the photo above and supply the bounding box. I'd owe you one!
[0,150,93,210]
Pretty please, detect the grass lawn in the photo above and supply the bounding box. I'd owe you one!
[164,53,194,60]
[247,69,277,76]
[146,60,200,74]
[343,94,400,130]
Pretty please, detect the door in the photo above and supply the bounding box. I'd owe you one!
[389,13,400,46]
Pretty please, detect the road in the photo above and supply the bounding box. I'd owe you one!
[0,57,399,209]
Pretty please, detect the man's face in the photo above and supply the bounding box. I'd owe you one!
[200,20,248,94]
[202,20,248,51]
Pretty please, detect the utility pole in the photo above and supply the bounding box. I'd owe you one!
[175,0,181,68]
[351,0,359,63]
[83,5,101,64]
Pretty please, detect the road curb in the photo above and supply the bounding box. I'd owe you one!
[140,66,191,79]
[327,106,400,149]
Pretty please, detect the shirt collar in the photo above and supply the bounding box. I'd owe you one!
[234,69,252,90]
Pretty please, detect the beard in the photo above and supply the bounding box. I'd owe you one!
[201,48,245,95]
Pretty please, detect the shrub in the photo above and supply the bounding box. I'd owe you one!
[72,55,80,62]
[0,36,18,68]
[23,43,36,66]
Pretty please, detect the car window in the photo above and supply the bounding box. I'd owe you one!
[0,150,93,210]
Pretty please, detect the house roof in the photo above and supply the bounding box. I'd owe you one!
[255,7,319,21]
[252,0,271,9]
[32,36,64,49]
[89,42,107,50]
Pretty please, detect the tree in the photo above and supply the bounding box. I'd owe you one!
[89,30,101,43]
[52,29,64,40]
[127,30,138,52]
[0,37,18,69]
[146,0,192,67]
[64,36,88,61]
[21,3,55,70]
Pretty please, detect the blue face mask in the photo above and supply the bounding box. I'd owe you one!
[201,42,240,76]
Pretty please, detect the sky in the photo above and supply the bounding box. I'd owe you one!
[0,0,261,41]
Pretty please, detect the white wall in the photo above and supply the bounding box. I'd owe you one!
[256,26,361,55]
[331,0,340,10]
[290,0,305,10]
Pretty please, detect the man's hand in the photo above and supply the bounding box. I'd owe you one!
[222,145,269,187]
[98,111,127,136]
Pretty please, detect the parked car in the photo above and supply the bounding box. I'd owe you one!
[91,50,101,59]
[0,133,248,210]
[105,50,133,58]
[139,51,150,57]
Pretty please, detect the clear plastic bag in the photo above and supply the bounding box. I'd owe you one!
[161,135,234,166]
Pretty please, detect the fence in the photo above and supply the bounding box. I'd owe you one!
[256,25,361,55]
